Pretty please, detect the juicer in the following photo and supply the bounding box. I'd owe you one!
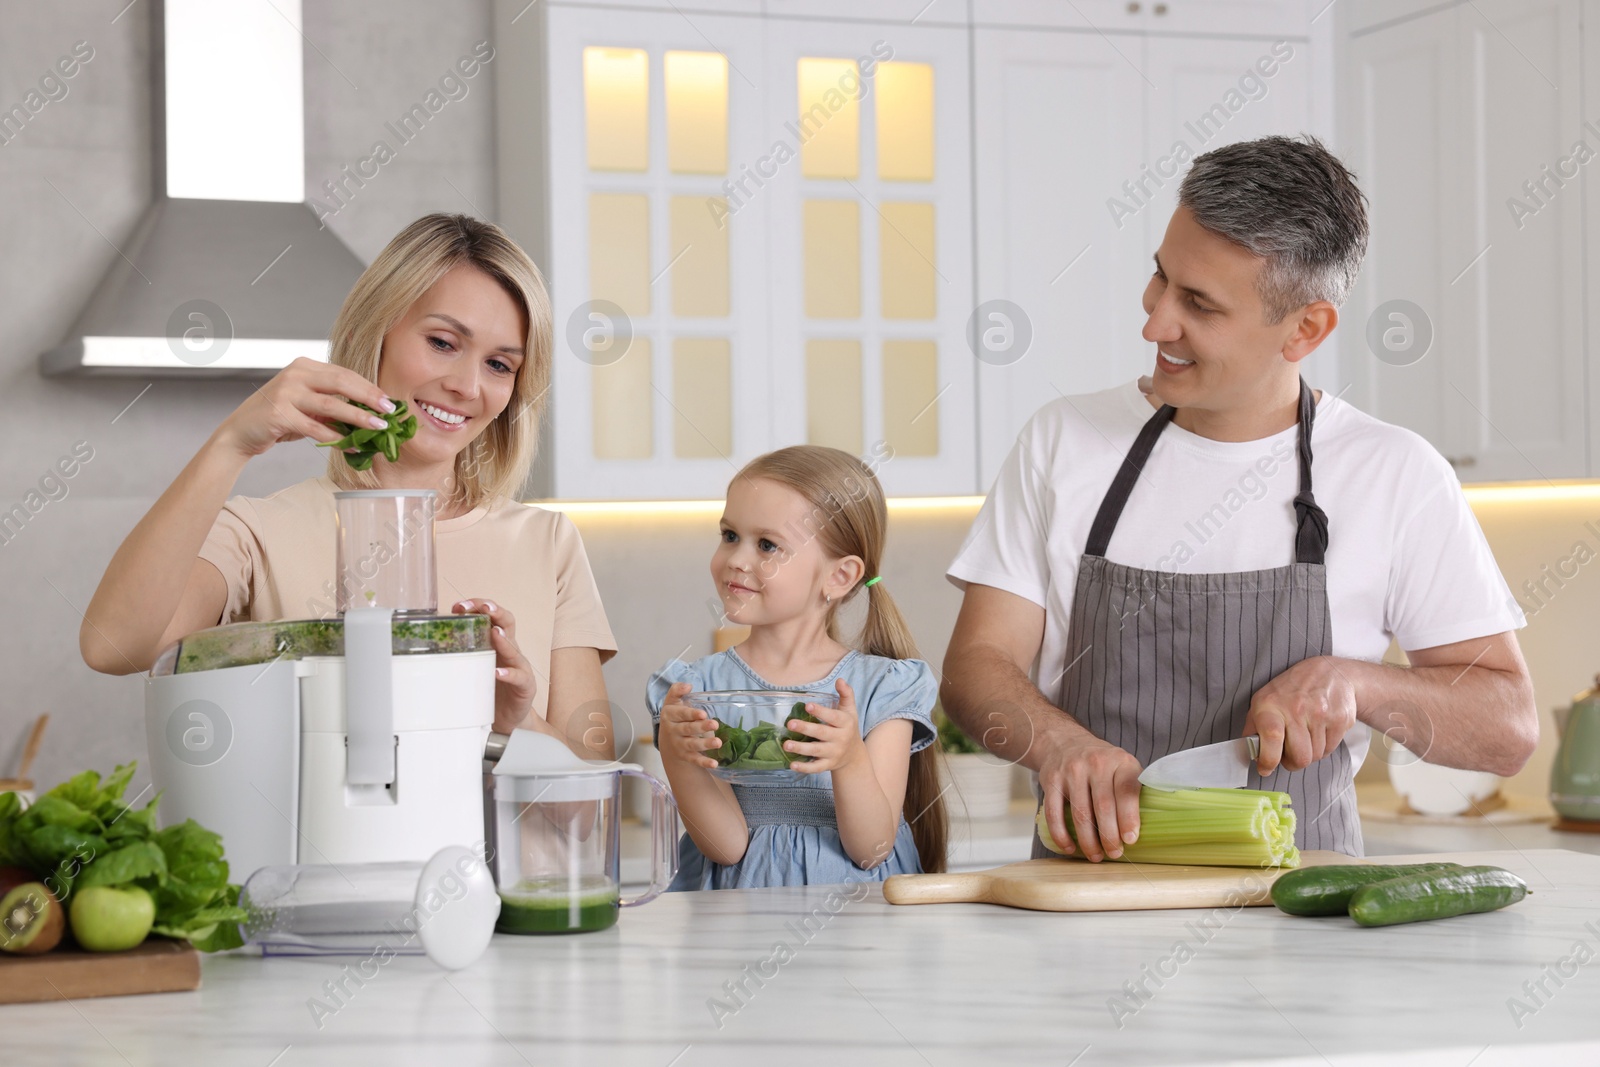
[143,490,496,880]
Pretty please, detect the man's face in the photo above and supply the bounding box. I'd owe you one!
[1140,206,1304,412]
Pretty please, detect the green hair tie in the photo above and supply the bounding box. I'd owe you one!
[864,576,882,588]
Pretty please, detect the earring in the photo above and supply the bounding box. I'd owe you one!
[824,593,832,606]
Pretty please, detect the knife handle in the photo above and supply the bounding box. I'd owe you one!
[1245,734,1261,761]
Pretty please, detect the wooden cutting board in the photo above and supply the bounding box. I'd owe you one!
[0,938,200,1005]
[884,851,1354,912]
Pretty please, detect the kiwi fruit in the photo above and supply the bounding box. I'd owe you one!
[0,882,65,955]
[0,866,34,898]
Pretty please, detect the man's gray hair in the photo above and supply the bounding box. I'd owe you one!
[1178,135,1369,323]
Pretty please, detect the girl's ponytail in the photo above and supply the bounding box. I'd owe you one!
[859,582,948,874]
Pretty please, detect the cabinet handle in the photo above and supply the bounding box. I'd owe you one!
[1127,1,1141,12]
[1445,456,1478,469]
[1154,2,1169,12]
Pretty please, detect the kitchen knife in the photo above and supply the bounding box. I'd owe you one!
[1138,736,1261,791]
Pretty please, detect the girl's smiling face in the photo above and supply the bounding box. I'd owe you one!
[712,477,859,626]
[376,263,527,471]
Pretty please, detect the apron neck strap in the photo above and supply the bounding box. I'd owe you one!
[1291,377,1328,566]
[1083,378,1328,565]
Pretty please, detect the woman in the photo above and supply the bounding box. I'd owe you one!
[80,214,616,754]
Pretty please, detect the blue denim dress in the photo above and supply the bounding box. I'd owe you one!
[645,647,937,890]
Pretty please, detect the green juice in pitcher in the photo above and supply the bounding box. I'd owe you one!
[496,876,621,934]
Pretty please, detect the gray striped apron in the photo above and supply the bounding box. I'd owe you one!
[1045,379,1361,856]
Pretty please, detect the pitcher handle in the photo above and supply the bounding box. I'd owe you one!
[619,767,678,906]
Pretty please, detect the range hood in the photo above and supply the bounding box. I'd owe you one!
[41,0,364,378]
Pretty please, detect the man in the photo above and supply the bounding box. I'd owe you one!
[942,135,1537,861]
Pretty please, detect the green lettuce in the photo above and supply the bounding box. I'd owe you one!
[0,762,246,951]
[707,702,824,771]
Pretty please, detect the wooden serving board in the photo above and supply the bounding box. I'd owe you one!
[0,938,200,1005]
[884,851,1354,912]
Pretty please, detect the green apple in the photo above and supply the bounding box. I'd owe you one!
[69,886,155,952]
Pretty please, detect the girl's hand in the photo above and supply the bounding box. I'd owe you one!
[659,681,721,770]
[784,678,867,774]
[213,356,398,460]
[453,598,538,735]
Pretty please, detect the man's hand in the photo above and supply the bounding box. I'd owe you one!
[1038,731,1143,862]
[1243,655,1358,775]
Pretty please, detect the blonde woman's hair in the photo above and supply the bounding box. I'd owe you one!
[324,213,552,512]
[735,446,948,874]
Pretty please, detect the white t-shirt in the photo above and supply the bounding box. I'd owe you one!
[947,380,1525,773]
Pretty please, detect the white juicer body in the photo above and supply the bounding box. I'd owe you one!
[144,612,495,881]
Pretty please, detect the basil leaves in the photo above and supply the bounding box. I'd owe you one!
[709,702,823,770]
[317,398,419,471]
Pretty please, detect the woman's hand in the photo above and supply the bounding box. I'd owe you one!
[213,356,397,460]
[453,598,539,735]
[784,679,868,775]
[658,681,721,770]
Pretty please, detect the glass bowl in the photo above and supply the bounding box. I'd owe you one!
[680,689,838,784]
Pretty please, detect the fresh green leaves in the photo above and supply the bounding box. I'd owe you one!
[708,720,786,769]
[784,703,821,762]
[315,398,419,471]
[708,702,824,771]
[0,763,246,951]
[77,841,168,889]
[935,704,982,755]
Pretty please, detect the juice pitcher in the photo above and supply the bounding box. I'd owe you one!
[487,731,677,933]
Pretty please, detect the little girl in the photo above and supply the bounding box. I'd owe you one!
[647,445,947,889]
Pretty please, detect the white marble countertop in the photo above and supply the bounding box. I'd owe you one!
[12,842,1600,1067]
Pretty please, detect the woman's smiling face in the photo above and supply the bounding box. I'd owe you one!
[376,263,527,470]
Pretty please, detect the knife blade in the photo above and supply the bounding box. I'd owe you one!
[1138,736,1261,791]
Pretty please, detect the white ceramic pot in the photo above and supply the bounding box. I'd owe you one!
[1387,743,1501,816]
[942,752,1014,820]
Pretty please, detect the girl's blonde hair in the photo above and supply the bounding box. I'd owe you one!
[324,213,552,512]
[735,446,948,873]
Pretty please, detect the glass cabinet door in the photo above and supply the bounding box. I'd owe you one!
[542,5,972,498]
[763,17,975,497]
[546,6,769,499]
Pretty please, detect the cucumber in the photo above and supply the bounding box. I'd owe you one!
[1270,862,1464,916]
[1348,865,1528,927]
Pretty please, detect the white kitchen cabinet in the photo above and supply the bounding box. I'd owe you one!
[971,28,1151,487]
[1340,0,1587,481]
[972,21,1323,487]
[497,0,973,498]
[1336,6,1457,458]
[763,18,976,497]
[528,5,772,500]
[1342,0,1455,35]
[972,0,1314,38]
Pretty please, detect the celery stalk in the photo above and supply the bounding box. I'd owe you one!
[1036,786,1300,868]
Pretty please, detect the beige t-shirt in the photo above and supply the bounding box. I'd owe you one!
[197,476,617,722]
